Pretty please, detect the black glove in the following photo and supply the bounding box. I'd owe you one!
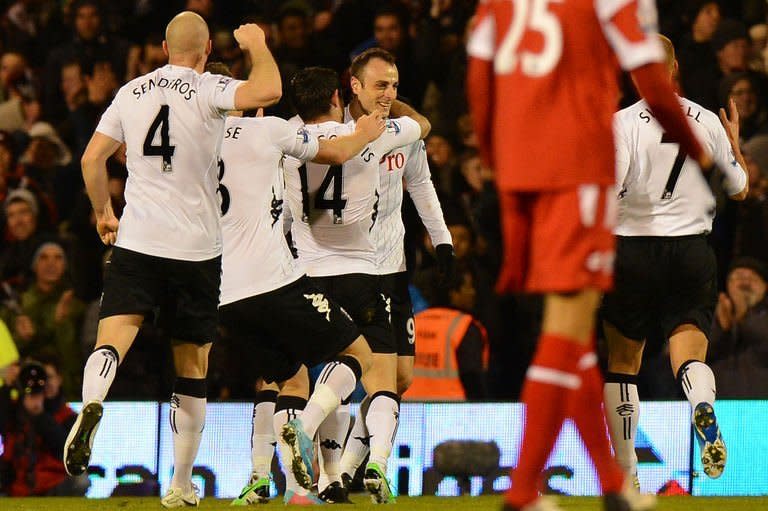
[435,244,456,286]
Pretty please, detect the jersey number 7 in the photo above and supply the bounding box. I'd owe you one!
[660,132,687,200]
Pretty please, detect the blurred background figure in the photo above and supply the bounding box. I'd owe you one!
[0,360,90,496]
[709,257,768,397]
[405,265,488,401]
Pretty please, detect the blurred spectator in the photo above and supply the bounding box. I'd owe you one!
[0,188,51,288]
[404,265,488,401]
[18,122,80,221]
[709,257,768,397]
[0,360,90,496]
[713,19,750,75]
[0,51,37,133]
[748,23,767,72]
[425,132,458,197]
[1,241,84,398]
[43,0,132,122]
[732,154,768,263]
[718,72,768,140]
[677,0,721,110]
[125,33,167,81]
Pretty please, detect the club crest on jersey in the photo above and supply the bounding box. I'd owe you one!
[216,76,233,91]
[386,119,401,134]
[296,128,310,144]
[304,293,331,321]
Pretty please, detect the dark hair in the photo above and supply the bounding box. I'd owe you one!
[205,61,233,78]
[373,3,409,31]
[288,67,340,122]
[277,6,309,26]
[350,48,396,82]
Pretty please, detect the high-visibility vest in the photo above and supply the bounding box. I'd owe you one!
[404,307,488,401]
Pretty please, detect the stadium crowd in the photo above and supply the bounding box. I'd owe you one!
[0,0,766,411]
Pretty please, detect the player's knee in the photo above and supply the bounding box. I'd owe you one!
[342,335,372,373]
[607,347,642,374]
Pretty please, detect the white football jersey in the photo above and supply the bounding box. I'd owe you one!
[613,97,747,236]
[218,116,319,306]
[283,116,421,277]
[95,64,243,261]
[343,107,452,274]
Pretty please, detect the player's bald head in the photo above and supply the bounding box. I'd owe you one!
[165,11,209,57]
[657,34,676,73]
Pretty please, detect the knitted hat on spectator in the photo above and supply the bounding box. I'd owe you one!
[712,19,749,52]
[31,240,67,269]
[27,122,72,166]
[5,188,39,217]
[729,256,768,282]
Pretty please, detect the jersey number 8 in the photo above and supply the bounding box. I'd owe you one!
[494,0,563,77]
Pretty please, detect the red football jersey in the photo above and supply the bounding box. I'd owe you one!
[467,0,663,191]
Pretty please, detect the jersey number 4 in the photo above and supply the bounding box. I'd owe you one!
[298,164,347,224]
[494,0,563,76]
[143,105,175,172]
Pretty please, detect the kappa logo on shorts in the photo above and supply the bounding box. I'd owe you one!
[381,294,392,323]
[304,293,331,321]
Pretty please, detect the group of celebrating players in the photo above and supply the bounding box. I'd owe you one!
[54,0,748,509]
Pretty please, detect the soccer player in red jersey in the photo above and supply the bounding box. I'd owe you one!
[467,1,715,510]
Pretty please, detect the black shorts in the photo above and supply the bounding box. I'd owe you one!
[601,235,717,344]
[381,272,415,356]
[219,276,360,383]
[99,246,220,344]
[310,273,395,354]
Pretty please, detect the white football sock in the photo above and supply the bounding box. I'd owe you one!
[603,373,640,476]
[318,402,349,490]
[251,390,277,479]
[300,358,360,438]
[678,360,716,419]
[365,392,400,471]
[340,395,371,477]
[81,346,119,403]
[169,380,206,493]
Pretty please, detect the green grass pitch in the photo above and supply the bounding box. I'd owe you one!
[2,496,767,510]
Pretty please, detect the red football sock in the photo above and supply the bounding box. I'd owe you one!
[505,334,584,509]
[569,346,625,494]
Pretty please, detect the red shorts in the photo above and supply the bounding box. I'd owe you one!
[496,185,616,294]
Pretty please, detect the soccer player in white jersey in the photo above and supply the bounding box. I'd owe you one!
[280,66,430,503]
[214,66,387,503]
[62,12,283,508]
[602,35,748,489]
[331,48,454,500]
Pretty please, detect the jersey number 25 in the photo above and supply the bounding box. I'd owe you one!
[494,0,563,77]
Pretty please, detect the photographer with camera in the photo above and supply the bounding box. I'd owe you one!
[0,360,89,496]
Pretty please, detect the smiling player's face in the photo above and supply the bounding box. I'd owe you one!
[354,58,398,117]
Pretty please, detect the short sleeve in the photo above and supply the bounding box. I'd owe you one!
[95,99,124,143]
[202,73,245,115]
[613,113,632,186]
[466,1,496,61]
[373,117,422,155]
[595,0,664,71]
[274,118,320,162]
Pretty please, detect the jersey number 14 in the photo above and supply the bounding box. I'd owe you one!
[298,164,347,224]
